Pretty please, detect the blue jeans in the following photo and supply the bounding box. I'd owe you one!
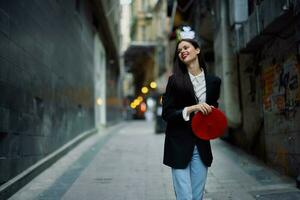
[171,146,208,200]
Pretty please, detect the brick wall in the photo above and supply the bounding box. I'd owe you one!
[0,0,96,184]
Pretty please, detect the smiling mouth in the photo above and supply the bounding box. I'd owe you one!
[181,54,188,60]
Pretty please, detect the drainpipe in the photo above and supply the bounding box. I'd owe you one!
[219,0,242,128]
[169,0,177,31]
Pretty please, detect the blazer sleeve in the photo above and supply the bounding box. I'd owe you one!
[162,76,184,122]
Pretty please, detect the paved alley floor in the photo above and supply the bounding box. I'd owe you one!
[9,121,300,200]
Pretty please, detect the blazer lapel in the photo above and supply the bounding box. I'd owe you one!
[205,75,214,104]
[186,74,198,104]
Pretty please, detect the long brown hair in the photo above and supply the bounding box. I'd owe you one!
[173,39,208,98]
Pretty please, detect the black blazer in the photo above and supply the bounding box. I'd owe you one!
[162,73,221,169]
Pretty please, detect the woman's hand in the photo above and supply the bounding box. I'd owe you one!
[186,103,214,115]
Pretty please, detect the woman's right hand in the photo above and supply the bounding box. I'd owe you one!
[187,103,214,115]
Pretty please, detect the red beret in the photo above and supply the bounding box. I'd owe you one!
[191,108,227,140]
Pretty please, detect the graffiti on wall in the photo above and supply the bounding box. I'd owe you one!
[262,56,300,118]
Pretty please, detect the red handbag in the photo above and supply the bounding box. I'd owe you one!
[191,108,227,140]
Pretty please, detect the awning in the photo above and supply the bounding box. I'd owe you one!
[123,41,157,72]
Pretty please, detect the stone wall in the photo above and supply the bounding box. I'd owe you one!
[0,0,96,184]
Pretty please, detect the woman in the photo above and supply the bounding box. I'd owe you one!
[162,33,221,200]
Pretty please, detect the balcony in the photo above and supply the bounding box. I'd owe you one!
[237,0,296,53]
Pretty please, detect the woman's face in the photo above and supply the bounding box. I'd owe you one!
[177,41,200,64]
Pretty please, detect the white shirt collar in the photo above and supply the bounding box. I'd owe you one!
[188,70,204,79]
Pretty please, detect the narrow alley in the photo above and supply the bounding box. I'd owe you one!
[1,0,300,199]
[9,121,300,200]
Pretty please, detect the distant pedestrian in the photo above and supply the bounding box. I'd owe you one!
[162,26,221,200]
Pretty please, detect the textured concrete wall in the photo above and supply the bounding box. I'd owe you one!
[237,54,266,157]
[259,25,300,175]
[106,65,123,124]
[0,0,96,184]
[213,0,242,128]
[237,24,300,176]
[212,0,300,179]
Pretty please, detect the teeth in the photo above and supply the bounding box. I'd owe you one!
[181,53,188,59]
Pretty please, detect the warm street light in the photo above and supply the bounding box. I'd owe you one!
[140,102,147,112]
[150,81,157,89]
[137,96,143,101]
[141,87,149,94]
[96,98,103,105]
[137,96,143,103]
[130,102,136,109]
[133,99,140,105]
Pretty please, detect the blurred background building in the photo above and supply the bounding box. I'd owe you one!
[122,0,169,119]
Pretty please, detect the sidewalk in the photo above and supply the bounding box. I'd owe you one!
[9,121,300,200]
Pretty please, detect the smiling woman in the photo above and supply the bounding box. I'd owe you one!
[177,41,201,64]
[162,26,221,200]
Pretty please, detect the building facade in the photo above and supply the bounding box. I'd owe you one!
[124,0,169,95]
[122,0,169,121]
[213,0,300,179]
[0,0,121,198]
